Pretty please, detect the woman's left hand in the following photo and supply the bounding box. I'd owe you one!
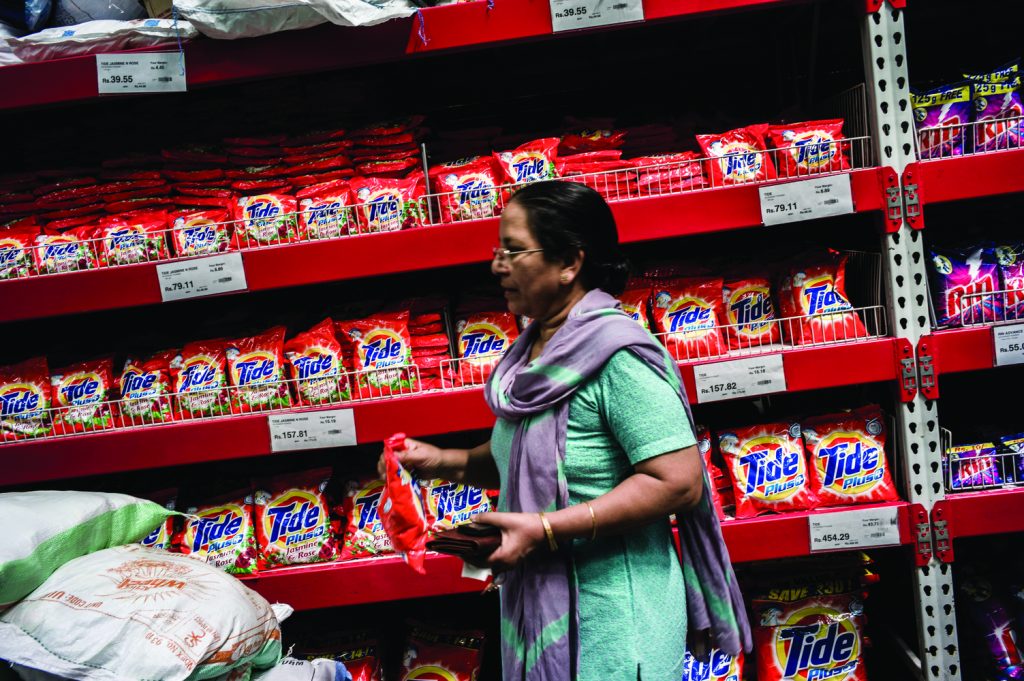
[473,511,547,573]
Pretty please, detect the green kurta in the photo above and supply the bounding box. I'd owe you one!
[491,348,696,681]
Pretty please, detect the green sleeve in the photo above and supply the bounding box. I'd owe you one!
[597,349,696,465]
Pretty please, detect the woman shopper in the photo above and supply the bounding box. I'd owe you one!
[383,181,750,680]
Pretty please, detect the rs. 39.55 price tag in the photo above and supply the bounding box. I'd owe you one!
[268,409,357,452]
[96,53,187,94]
[759,174,854,226]
[156,253,247,302]
[550,0,644,32]
[992,323,1024,367]
[693,354,787,404]
[808,506,901,552]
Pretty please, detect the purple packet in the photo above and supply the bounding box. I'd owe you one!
[972,77,1022,152]
[946,443,1003,489]
[996,245,1024,322]
[964,59,1021,83]
[912,83,972,158]
[960,575,1024,679]
[930,246,1002,327]
[998,432,1024,483]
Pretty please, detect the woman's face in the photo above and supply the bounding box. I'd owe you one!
[491,202,575,320]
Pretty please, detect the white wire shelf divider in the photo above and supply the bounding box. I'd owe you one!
[913,114,1023,162]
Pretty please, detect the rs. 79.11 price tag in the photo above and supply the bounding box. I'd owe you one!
[156,253,247,302]
[759,174,854,226]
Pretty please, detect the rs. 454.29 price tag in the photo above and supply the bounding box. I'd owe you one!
[808,506,901,552]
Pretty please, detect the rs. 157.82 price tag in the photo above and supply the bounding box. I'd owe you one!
[693,354,787,404]
[268,409,357,452]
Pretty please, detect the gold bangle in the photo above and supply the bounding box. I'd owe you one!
[539,512,558,551]
[584,501,597,541]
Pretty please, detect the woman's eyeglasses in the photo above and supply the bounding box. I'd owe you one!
[492,246,544,263]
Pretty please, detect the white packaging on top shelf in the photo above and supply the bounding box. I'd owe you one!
[173,0,326,39]
[297,0,417,28]
[255,657,353,681]
[6,18,197,62]
[0,20,25,67]
[0,545,292,681]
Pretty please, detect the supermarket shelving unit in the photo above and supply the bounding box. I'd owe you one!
[4,1,1021,679]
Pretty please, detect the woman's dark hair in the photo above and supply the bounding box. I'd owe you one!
[508,181,630,295]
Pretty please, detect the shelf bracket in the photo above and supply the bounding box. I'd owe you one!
[881,166,903,233]
[931,501,954,564]
[902,163,923,230]
[910,503,932,567]
[917,335,938,400]
[896,338,917,402]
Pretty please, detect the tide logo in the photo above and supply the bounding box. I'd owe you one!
[304,197,346,228]
[727,285,774,335]
[231,351,279,386]
[714,142,763,181]
[814,431,885,495]
[354,483,384,530]
[459,322,508,359]
[0,383,43,418]
[684,650,741,681]
[801,276,853,316]
[178,220,219,252]
[41,236,80,263]
[291,348,338,380]
[360,329,406,369]
[263,492,323,545]
[56,372,103,406]
[404,666,459,681]
[189,505,246,553]
[431,483,485,519]
[178,355,221,393]
[452,173,496,206]
[140,522,170,549]
[508,152,549,183]
[622,302,644,323]
[359,189,402,231]
[105,224,146,255]
[737,436,805,500]
[121,366,159,399]
[243,195,283,224]
[665,297,716,336]
[785,131,838,170]
[0,238,25,268]
[774,605,861,681]
[946,274,995,319]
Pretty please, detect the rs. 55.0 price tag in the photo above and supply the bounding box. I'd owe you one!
[993,323,1024,367]
[693,354,787,404]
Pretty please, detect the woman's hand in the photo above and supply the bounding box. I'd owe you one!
[474,511,547,573]
[377,438,451,479]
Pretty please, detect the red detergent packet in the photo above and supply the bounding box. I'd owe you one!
[379,433,431,574]
[753,593,868,681]
[226,326,292,414]
[651,278,727,361]
[718,421,819,518]
[722,276,781,350]
[233,193,299,248]
[297,180,356,239]
[139,488,178,552]
[171,338,231,418]
[171,209,233,257]
[777,252,867,345]
[0,356,52,441]
[337,311,417,397]
[284,128,347,146]
[295,634,383,681]
[95,214,170,267]
[560,128,627,154]
[455,311,519,384]
[400,623,485,681]
[351,177,424,233]
[181,490,258,575]
[226,165,288,181]
[802,405,899,507]
[356,158,419,176]
[254,468,337,570]
[697,426,727,520]
[632,152,707,194]
[223,134,288,147]
[32,226,98,274]
[0,224,39,279]
[173,185,236,198]
[430,158,503,224]
[697,124,778,186]
[163,168,228,183]
[350,147,417,163]
[766,119,851,178]
[494,137,560,185]
[119,349,176,426]
[50,358,116,434]
[33,177,96,196]
[425,480,492,531]
[340,477,393,559]
[618,282,651,329]
[352,116,425,137]
[284,318,351,406]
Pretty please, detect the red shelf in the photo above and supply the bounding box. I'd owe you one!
[937,488,1024,540]
[0,0,804,112]
[0,168,890,323]
[906,148,1024,206]
[0,338,901,487]
[927,327,995,376]
[238,501,913,610]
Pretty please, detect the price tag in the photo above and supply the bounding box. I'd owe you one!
[268,409,357,452]
[808,506,901,552]
[759,174,854,226]
[993,323,1024,367]
[96,53,187,94]
[550,0,644,32]
[156,253,247,302]
[693,354,787,404]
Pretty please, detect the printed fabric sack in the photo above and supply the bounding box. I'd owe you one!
[0,545,291,681]
[0,490,175,608]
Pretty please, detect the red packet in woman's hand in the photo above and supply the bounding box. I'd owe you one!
[379,432,431,573]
